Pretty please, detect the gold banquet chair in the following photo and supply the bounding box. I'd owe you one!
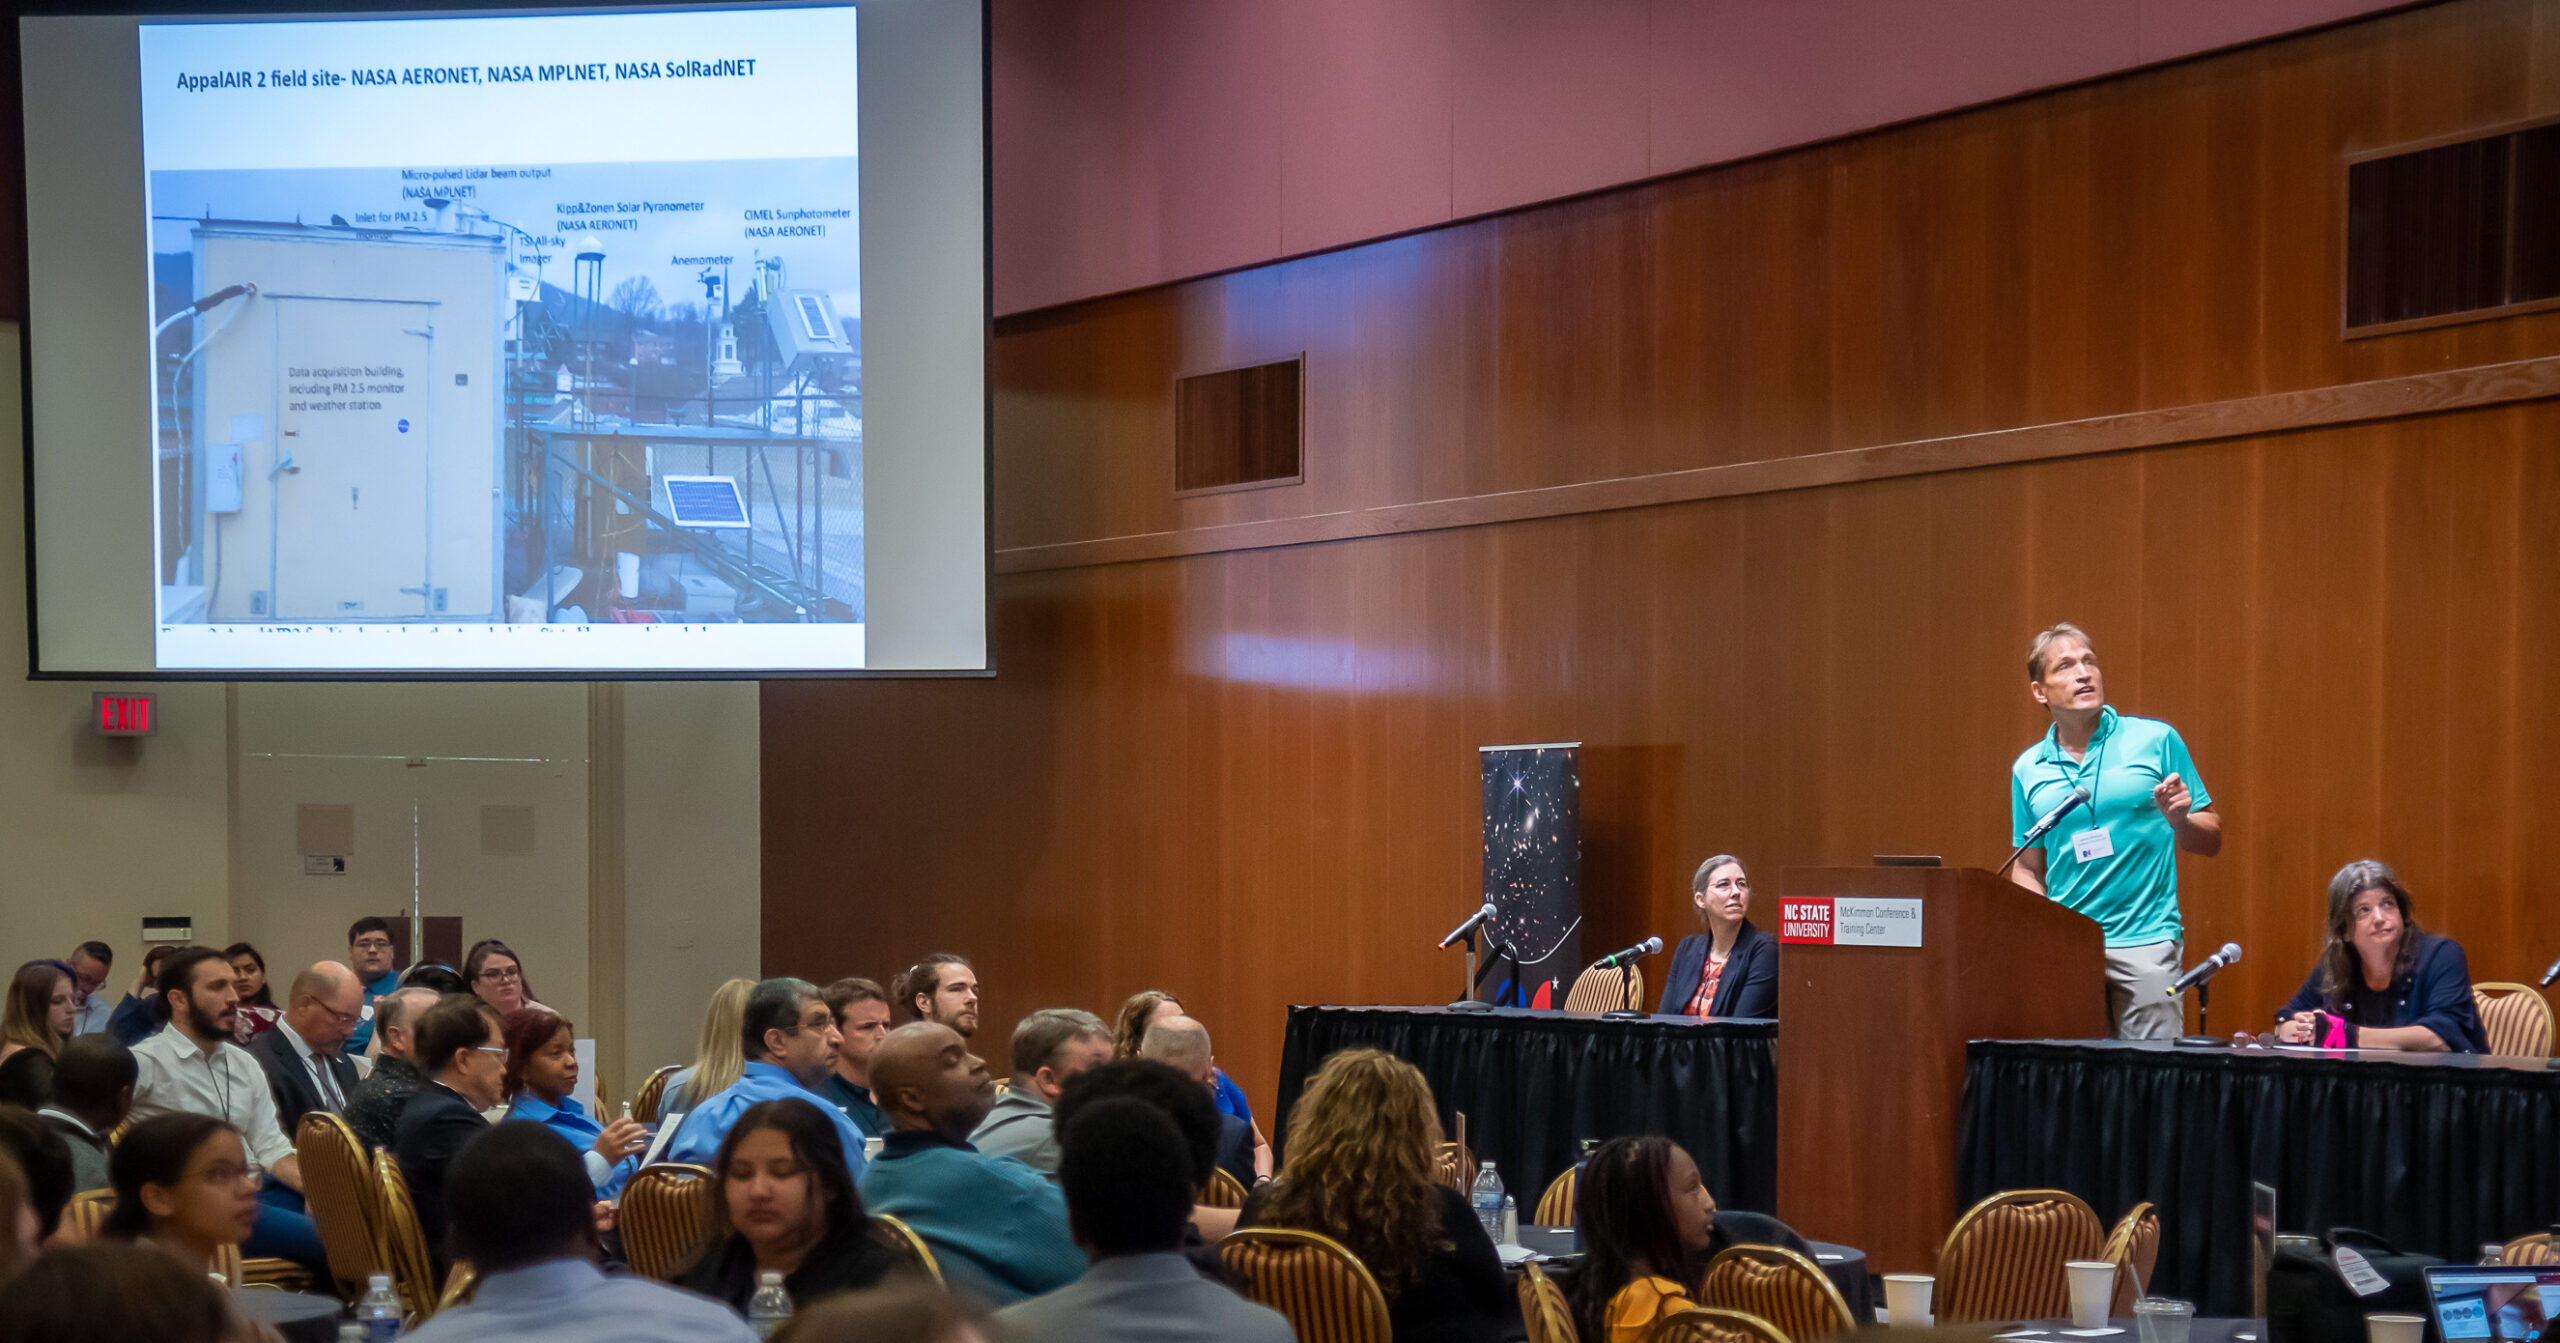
[1646,1306,1791,1343]
[631,1064,682,1125]
[2505,1232,2558,1267]
[298,1111,389,1299]
[49,1188,114,1246]
[1219,1226,1394,1343]
[620,1163,721,1282]
[1199,1166,1251,1209]
[1564,964,1645,1014]
[1934,1188,2104,1324]
[1536,1166,1579,1226]
[1431,1141,1479,1194]
[873,1213,945,1286]
[2101,1201,2163,1316]
[1701,1243,1858,1341]
[374,1150,444,1322]
[1519,1260,1581,1343]
[2474,983,2555,1058]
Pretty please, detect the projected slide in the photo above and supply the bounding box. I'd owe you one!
[139,7,865,670]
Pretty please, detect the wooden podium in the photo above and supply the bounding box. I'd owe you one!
[1773,866,2106,1273]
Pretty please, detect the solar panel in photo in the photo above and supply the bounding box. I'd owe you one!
[662,475,750,528]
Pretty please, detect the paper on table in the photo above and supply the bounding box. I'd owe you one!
[1496,1244,1536,1265]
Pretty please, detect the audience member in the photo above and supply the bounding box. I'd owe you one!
[345,986,439,1150]
[662,976,754,1115]
[1238,1048,1505,1343]
[1137,1017,1255,1189]
[969,1009,1111,1175]
[103,945,178,1046]
[0,1104,73,1243]
[464,938,540,1015]
[39,1035,135,1192]
[676,1097,900,1312]
[345,918,402,1056]
[500,1007,645,1196]
[891,954,980,1038]
[64,942,114,1037]
[1050,1059,1238,1252]
[820,977,892,1137]
[0,961,74,1108]
[0,1147,36,1291]
[393,994,505,1269]
[776,1280,989,1343]
[858,1022,1080,1306]
[221,944,281,1045]
[100,1113,261,1276]
[399,962,468,996]
[1115,990,1268,1175]
[402,1121,756,1343]
[991,1097,1293,1343]
[242,961,363,1134]
[1567,1136,1720,1343]
[128,946,320,1267]
[0,1241,243,1343]
[663,979,869,1179]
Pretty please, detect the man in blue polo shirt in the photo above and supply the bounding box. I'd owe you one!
[344,917,401,1056]
[2009,623,2223,1039]
[658,977,869,1179]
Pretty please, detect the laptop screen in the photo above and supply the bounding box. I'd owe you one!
[2426,1266,2559,1340]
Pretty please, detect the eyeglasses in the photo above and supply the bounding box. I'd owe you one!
[476,966,522,984]
[191,1162,262,1190]
[351,938,394,953]
[470,1045,508,1058]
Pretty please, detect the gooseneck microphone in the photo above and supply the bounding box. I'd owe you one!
[2541,954,2560,990]
[1996,784,2092,876]
[1592,936,1664,970]
[1438,902,1498,950]
[2167,942,2243,996]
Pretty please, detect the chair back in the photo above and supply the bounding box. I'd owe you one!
[1200,1165,1251,1209]
[1935,1188,2104,1323]
[1564,964,1646,1013]
[212,1241,243,1286]
[631,1064,681,1124]
[49,1189,113,1246]
[2506,1232,2559,1266]
[1644,1306,1791,1342]
[1518,1260,1581,1343]
[438,1262,479,1312]
[1701,1243,1859,1341]
[1535,1165,1579,1226]
[873,1213,946,1286]
[1431,1141,1479,1193]
[2475,983,2556,1057]
[373,1150,442,1322]
[2101,1201,2163,1316]
[620,1163,720,1282]
[1218,1226,1395,1343]
[297,1111,388,1297]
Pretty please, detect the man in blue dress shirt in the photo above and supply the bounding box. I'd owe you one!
[658,977,867,1179]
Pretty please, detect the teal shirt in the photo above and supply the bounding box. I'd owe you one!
[2010,706,2211,947]
[345,968,400,1056]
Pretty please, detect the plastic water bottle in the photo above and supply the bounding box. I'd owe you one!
[338,1326,366,1343]
[748,1270,793,1339]
[357,1273,402,1341]
[1470,1161,1505,1242]
[2482,1243,2507,1266]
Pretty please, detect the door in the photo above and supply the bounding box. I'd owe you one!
[272,299,435,619]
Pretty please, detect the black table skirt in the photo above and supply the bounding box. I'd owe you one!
[1958,1039,2560,1319]
[1275,1005,1778,1215]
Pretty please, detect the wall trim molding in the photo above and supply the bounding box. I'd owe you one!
[994,354,2560,573]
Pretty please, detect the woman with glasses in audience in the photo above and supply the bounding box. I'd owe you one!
[2273,860,2486,1052]
[100,1113,261,1277]
[500,1007,648,1195]
[1656,856,1780,1019]
[1113,988,1270,1176]
[464,939,544,1016]
[664,977,756,1116]
[221,944,281,1045]
[0,961,76,1108]
[1567,1136,1721,1343]
[1238,1048,1505,1343]
[676,1097,899,1312]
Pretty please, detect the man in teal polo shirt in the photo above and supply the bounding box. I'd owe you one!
[2008,624,2223,1038]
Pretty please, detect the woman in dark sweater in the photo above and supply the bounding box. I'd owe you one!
[676,1098,901,1313]
[1654,855,1779,1019]
[1237,1048,1506,1343]
[2274,860,2485,1052]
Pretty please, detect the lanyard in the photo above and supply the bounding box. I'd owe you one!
[2055,727,2108,827]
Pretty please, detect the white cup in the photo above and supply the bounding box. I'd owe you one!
[2067,1260,2117,1328]
[616,551,641,600]
[1882,1273,1935,1326]
[2367,1314,2426,1343]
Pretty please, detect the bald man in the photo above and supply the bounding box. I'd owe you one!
[856,1022,1083,1306]
[1138,1016,1257,1190]
[245,961,366,1134]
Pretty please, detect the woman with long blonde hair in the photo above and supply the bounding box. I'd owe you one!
[1236,1048,1505,1342]
[663,977,757,1115]
[0,961,76,1108]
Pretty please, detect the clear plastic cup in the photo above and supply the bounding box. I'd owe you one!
[1881,1273,1934,1326]
[2134,1296,2195,1343]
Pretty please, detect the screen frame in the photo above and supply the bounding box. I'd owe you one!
[15,0,993,681]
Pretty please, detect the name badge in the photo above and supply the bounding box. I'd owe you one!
[2070,825,2115,863]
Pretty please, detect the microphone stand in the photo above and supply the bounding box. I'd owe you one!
[1599,959,1647,1021]
[1447,927,1495,1012]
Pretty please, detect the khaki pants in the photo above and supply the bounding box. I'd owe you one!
[2105,939,2186,1039]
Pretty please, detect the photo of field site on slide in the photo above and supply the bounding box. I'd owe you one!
[152,154,862,631]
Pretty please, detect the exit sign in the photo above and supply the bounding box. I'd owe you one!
[93,692,156,736]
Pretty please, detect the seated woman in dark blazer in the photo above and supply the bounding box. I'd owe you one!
[1655,855,1779,1019]
[2273,859,2484,1053]
[675,1097,900,1313]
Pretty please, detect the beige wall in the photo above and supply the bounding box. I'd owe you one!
[0,325,759,1080]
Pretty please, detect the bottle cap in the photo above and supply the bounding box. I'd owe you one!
[369,1273,392,1289]
[759,1270,785,1285]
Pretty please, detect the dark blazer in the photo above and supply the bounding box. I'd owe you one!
[674,1221,901,1311]
[2274,931,2487,1054]
[1655,920,1779,1018]
[1215,1112,1256,1190]
[245,1025,364,1136]
[391,1082,489,1271]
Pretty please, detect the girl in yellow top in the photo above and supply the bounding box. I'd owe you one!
[1568,1136,1721,1343]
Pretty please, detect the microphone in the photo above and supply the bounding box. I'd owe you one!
[1592,936,1664,970]
[2167,942,2243,996]
[1996,785,2092,876]
[2540,954,2560,989]
[1437,902,1498,950]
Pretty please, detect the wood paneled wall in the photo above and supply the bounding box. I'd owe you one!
[764,0,2560,1183]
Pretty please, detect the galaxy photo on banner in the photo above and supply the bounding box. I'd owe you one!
[1480,743,1582,1005]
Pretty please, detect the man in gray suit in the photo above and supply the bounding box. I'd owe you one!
[991,1096,1292,1342]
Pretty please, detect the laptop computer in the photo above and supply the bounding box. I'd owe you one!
[2425,1264,2558,1340]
